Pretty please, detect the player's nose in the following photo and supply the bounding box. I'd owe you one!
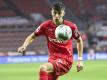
[55,14,59,18]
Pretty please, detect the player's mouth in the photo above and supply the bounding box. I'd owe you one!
[55,16,60,19]
[55,17,60,20]
[55,19,60,21]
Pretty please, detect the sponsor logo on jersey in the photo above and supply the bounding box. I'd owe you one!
[48,37,67,43]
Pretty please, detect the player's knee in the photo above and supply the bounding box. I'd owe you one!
[40,65,47,72]
[39,63,53,73]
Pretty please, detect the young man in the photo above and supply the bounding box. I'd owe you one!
[18,2,83,80]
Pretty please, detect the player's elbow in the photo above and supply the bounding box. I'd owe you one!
[76,36,82,43]
[27,33,36,40]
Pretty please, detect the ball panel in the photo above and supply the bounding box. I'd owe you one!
[55,25,72,41]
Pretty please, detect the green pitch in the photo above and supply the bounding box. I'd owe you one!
[0,60,107,80]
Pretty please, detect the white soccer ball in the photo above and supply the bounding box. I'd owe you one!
[55,24,72,41]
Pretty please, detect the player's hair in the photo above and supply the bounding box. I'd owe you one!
[52,2,65,11]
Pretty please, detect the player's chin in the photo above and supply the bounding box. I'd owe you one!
[55,18,60,21]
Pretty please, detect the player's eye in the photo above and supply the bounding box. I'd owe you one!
[54,12,57,15]
[53,11,61,14]
[58,12,61,15]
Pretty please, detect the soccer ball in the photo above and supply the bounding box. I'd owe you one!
[55,24,72,41]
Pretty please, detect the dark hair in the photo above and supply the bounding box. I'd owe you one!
[52,2,65,11]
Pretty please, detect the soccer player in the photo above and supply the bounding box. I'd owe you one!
[18,2,84,80]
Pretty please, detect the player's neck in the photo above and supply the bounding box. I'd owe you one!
[53,19,64,26]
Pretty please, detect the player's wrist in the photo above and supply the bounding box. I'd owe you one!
[78,56,83,61]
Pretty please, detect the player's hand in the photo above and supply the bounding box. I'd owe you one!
[18,46,26,54]
[76,60,84,72]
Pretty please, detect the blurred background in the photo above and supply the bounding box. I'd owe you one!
[0,0,107,80]
[0,0,107,56]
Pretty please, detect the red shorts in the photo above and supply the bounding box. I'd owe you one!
[48,56,73,76]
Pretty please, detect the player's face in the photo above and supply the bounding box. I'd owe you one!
[51,9,65,22]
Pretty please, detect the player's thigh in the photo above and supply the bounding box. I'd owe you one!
[49,58,72,76]
[40,62,54,73]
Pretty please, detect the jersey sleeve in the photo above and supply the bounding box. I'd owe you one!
[34,21,48,36]
[72,24,81,39]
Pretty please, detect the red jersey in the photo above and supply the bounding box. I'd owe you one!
[34,20,80,59]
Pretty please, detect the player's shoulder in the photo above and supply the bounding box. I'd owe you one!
[42,20,52,24]
[64,20,77,29]
[39,20,52,28]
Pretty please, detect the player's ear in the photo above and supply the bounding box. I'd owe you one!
[62,10,65,16]
[51,9,53,15]
[63,11,65,16]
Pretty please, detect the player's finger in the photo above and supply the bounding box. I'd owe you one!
[22,50,26,56]
[77,66,83,72]
[18,48,21,53]
[18,47,24,53]
[77,69,80,72]
[77,67,81,72]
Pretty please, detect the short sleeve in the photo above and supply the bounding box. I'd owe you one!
[72,24,80,39]
[34,21,48,36]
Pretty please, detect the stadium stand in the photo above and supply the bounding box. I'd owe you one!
[11,0,50,18]
[0,23,47,53]
[0,0,50,56]
[0,0,16,17]
[0,0,107,56]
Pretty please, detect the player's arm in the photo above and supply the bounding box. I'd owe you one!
[76,36,83,60]
[76,36,84,72]
[18,32,36,53]
[18,21,47,54]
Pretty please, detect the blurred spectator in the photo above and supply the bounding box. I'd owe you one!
[87,48,95,60]
[86,25,99,52]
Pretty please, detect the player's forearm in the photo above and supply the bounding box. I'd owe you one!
[22,33,36,47]
[77,36,83,60]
